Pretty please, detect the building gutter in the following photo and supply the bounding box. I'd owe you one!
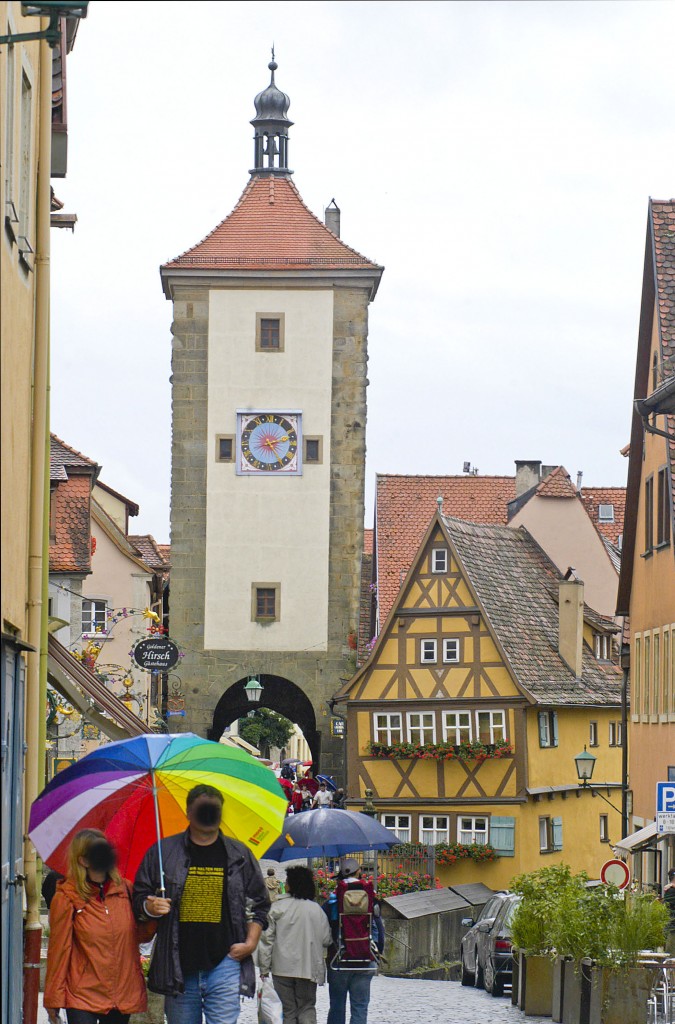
[23,28,52,1024]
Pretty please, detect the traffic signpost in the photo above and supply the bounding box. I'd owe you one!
[656,782,675,834]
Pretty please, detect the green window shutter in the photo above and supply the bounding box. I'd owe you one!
[490,815,515,857]
[552,816,563,851]
[551,712,559,748]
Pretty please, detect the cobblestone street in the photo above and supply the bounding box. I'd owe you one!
[37,974,550,1024]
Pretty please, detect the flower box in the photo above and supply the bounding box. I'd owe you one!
[366,740,513,762]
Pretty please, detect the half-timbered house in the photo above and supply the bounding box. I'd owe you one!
[339,511,624,886]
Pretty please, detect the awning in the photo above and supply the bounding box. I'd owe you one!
[612,821,674,855]
[48,634,148,740]
[220,733,260,757]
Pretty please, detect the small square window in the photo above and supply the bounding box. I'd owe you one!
[303,436,323,464]
[216,435,235,462]
[442,638,460,663]
[598,504,615,523]
[251,584,280,622]
[256,313,285,352]
[431,548,448,573]
[420,639,437,663]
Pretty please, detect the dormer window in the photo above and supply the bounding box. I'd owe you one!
[594,633,612,661]
[598,504,614,523]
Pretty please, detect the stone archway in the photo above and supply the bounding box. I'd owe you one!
[209,674,321,767]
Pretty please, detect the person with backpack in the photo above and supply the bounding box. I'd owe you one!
[322,859,384,1024]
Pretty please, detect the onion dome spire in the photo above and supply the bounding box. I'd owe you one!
[251,50,293,176]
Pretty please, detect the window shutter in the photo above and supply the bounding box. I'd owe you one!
[551,712,559,747]
[490,816,515,857]
[538,712,548,746]
[552,817,563,851]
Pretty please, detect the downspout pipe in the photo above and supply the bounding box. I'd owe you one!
[23,26,52,1024]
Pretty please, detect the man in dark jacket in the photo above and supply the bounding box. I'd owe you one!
[133,783,270,1023]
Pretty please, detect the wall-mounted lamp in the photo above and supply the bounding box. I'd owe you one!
[574,745,597,786]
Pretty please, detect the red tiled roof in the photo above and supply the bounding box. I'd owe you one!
[363,529,373,556]
[580,488,626,545]
[128,534,170,571]
[49,435,98,574]
[536,466,577,498]
[50,473,93,573]
[157,543,171,563]
[374,474,516,626]
[162,175,381,272]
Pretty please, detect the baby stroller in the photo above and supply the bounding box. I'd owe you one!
[330,877,379,971]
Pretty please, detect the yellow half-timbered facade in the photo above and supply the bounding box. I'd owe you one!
[339,512,624,887]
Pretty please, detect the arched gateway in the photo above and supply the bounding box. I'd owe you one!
[210,675,319,765]
[160,60,382,781]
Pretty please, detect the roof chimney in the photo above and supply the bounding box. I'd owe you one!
[558,578,584,678]
[514,460,542,498]
[325,199,340,237]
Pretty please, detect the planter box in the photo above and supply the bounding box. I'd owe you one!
[562,960,582,1024]
[587,963,657,1024]
[518,952,553,1017]
[552,956,567,1023]
[511,950,520,1006]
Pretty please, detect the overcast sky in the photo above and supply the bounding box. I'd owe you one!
[50,0,675,540]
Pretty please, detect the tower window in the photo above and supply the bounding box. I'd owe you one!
[303,436,323,464]
[216,435,235,462]
[256,313,285,352]
[252,584,280,622]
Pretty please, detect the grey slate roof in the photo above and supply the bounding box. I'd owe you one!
[441,515,623,707]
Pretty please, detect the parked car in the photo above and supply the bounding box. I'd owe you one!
[459,891,510,987]
[483,893,521,997]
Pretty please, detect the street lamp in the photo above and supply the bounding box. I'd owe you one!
[0,3,89,48]
[574,745,597,787]
[244,677,263,704]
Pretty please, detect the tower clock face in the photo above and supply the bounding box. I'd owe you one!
[236,412,301,475]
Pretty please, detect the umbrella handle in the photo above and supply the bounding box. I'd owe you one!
[151,770,166,896]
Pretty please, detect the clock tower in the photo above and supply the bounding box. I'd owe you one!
[160,59,383,777]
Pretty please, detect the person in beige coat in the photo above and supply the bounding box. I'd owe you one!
[258,866,332,1024]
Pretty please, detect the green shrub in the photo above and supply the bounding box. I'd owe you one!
[510,863,587,954]
[603,891,669,967]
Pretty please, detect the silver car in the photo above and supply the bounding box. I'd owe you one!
[460,891,510,988]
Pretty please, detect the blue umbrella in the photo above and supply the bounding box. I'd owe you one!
[263,807,399,861]
[316,774,337,791]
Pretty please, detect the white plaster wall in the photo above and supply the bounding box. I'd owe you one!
[511,496,618,617]
[205,289,334,651]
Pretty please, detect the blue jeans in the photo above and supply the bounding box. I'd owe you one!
[326,967,373,1024]
[164,954,241,1024]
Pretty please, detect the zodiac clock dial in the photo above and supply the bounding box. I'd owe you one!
[236,412,301,474]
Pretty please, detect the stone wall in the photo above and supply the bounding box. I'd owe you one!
[168,283,371,781]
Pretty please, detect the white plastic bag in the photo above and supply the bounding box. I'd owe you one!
[257,975,283,1024]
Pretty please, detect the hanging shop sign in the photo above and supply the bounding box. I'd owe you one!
[330,717,345,737]
[133,637,180,671]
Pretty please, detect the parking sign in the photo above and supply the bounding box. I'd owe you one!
[656,782,675,834]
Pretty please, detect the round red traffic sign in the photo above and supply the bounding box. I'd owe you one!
[600,859,631,889]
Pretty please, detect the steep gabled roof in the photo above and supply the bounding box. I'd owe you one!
[580,487,626,546]
[50,433,98,473]
[161,175,382,277]
[128,534,170,572]
[440,516,622,706]
[536,466,577,498]
[374,473,516,627]
[617,199,675,614]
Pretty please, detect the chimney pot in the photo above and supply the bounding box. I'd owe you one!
[325,199,341,237]
[558,578,584,678]
[514,460,542,498]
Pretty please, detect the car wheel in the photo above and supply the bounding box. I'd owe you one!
[474,955,484,989]
[460,952,474,987]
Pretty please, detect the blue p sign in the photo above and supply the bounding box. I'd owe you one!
[656,782,675,813]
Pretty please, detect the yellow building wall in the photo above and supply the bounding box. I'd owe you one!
[525,706,623,789]
[628,303,675,823]
[0,5,43,636]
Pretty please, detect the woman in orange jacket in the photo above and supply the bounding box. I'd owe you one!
[44,828,147,1024]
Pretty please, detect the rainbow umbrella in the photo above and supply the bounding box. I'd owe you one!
[29,733,288,889]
